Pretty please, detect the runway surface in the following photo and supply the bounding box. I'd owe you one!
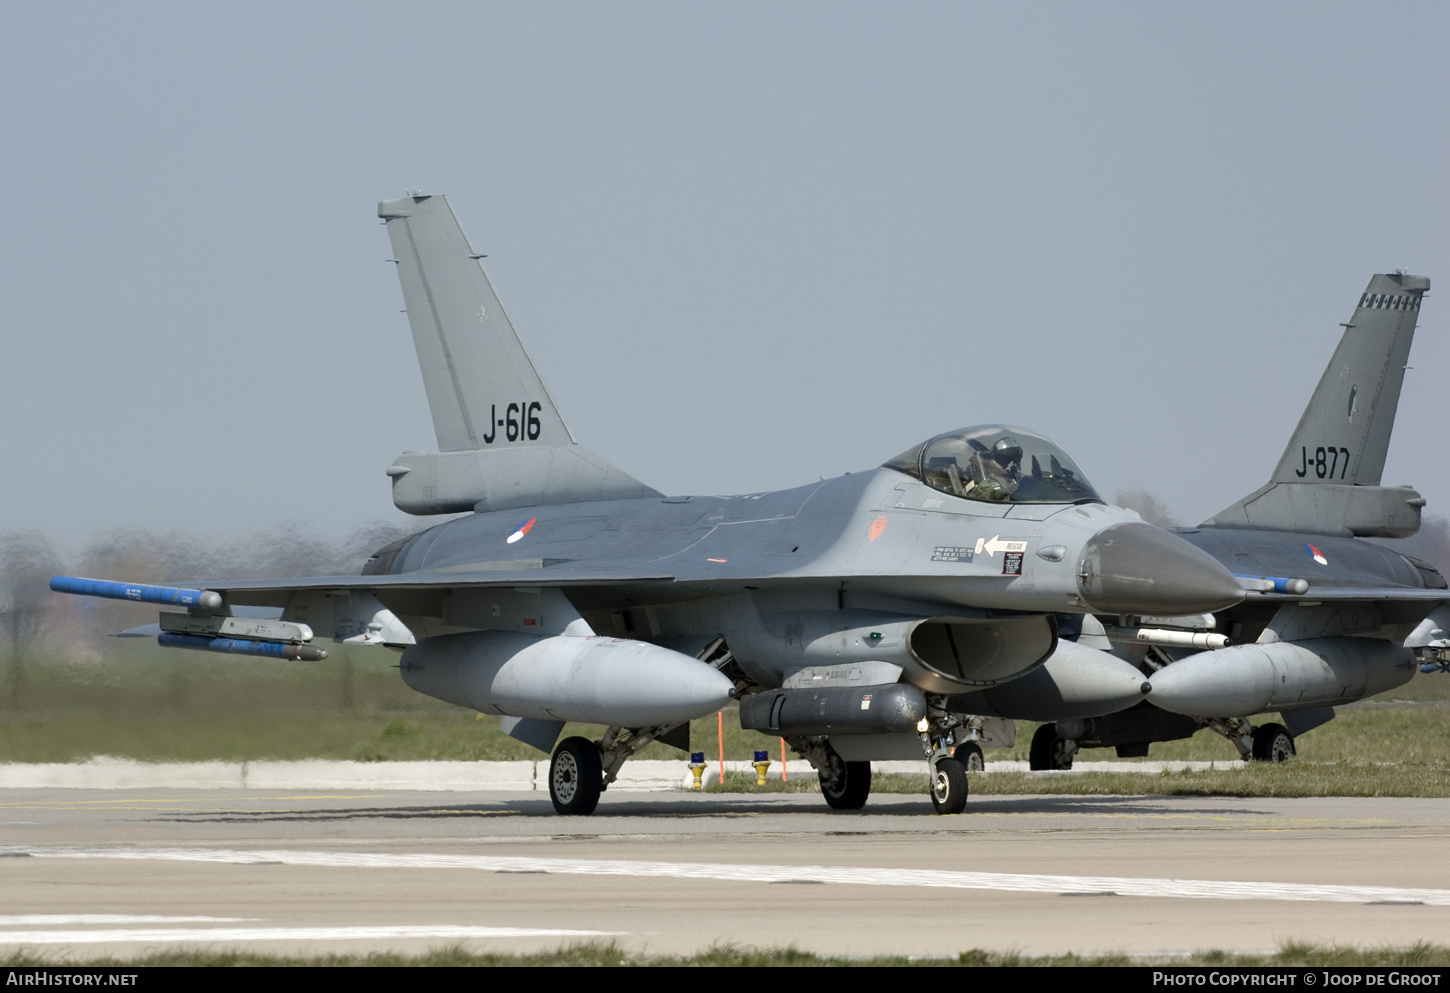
[2,788,1449,959]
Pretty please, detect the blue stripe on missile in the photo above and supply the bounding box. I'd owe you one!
[50,576,222,610]
[158,633,294,658]
[1234,574,1308,594]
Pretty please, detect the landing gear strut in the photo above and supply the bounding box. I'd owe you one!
[919,697,972,814]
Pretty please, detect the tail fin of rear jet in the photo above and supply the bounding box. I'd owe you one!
[1270,271,1429,488]
[378,194,658,515]
[1202,273,1430,537]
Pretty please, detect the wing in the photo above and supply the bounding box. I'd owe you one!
[51,569,677,658]
[1242,587,1449,602]
[194,568,675,607]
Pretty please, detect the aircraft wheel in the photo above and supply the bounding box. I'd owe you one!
[819,749,871,810]
[930,758,969,814]
[1251,723,1296,763]
[954,741,985,772]
[549,736,603,815]
[1029,724,1074,771]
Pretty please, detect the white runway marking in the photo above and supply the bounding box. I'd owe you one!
[22,846,1450,906]
[0,915,250,926]
[0,925,619,946]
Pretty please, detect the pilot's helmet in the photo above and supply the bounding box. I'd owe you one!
[991,437,1024,466]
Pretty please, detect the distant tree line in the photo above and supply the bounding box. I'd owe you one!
[0,521,418,709]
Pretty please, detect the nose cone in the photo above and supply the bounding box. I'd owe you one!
[1077,523,1242,615]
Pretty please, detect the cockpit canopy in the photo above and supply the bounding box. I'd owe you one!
[883,425,1102,506]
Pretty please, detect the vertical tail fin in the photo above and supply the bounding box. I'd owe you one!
[1203,273,1429,537]
[1269,272,1430,486]
[378,195,657,515]
[380,194,571,453]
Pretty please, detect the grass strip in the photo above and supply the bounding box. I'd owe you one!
[5,939,1450,967]
[5,643,1450,800]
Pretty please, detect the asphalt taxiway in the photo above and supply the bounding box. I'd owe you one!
[2,788,1448,959]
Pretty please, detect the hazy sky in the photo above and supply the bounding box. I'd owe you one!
[3,3,1446,556]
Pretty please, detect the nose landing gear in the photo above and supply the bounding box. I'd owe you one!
[930,757,969,814]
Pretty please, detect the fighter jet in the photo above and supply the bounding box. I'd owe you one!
[51,195,1244,815]
[1012,272,1447,769]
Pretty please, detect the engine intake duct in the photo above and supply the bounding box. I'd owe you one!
[739,684,926,737]
[945,639,1152,722]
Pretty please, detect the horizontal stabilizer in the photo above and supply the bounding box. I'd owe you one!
[1202,482,1424,538]
[387,446,657,516]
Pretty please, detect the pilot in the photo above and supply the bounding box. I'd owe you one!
[970,437,1024,502]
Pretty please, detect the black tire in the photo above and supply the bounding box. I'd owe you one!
[819,748,872,810]
[1251,723,1295,763]
[930,758,969,814]
[954,742,985,772]
[1029,724,1074,771]
[549,736,603,815]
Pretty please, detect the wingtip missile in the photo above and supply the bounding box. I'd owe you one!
[50,576,223,611]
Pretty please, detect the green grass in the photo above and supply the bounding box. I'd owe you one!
[5,939,1450,967]
[5,640,1450,799]
[0,640,804,764]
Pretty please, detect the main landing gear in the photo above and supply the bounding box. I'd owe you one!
[1025,717,1299,769]
[794,730,975,815]
[792,739,873,810]
[1251,722,1296,763]
[1028,724,1077,771]
[549,737,603,815]
[953,741,985,772]
[820,752,872,810]
[547,720,691,815]
[1204,717,1297,763]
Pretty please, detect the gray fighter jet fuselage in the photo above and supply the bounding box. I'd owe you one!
[50,194,1250,816]
[1016,272,1447,769]
[369,449,1242,686]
